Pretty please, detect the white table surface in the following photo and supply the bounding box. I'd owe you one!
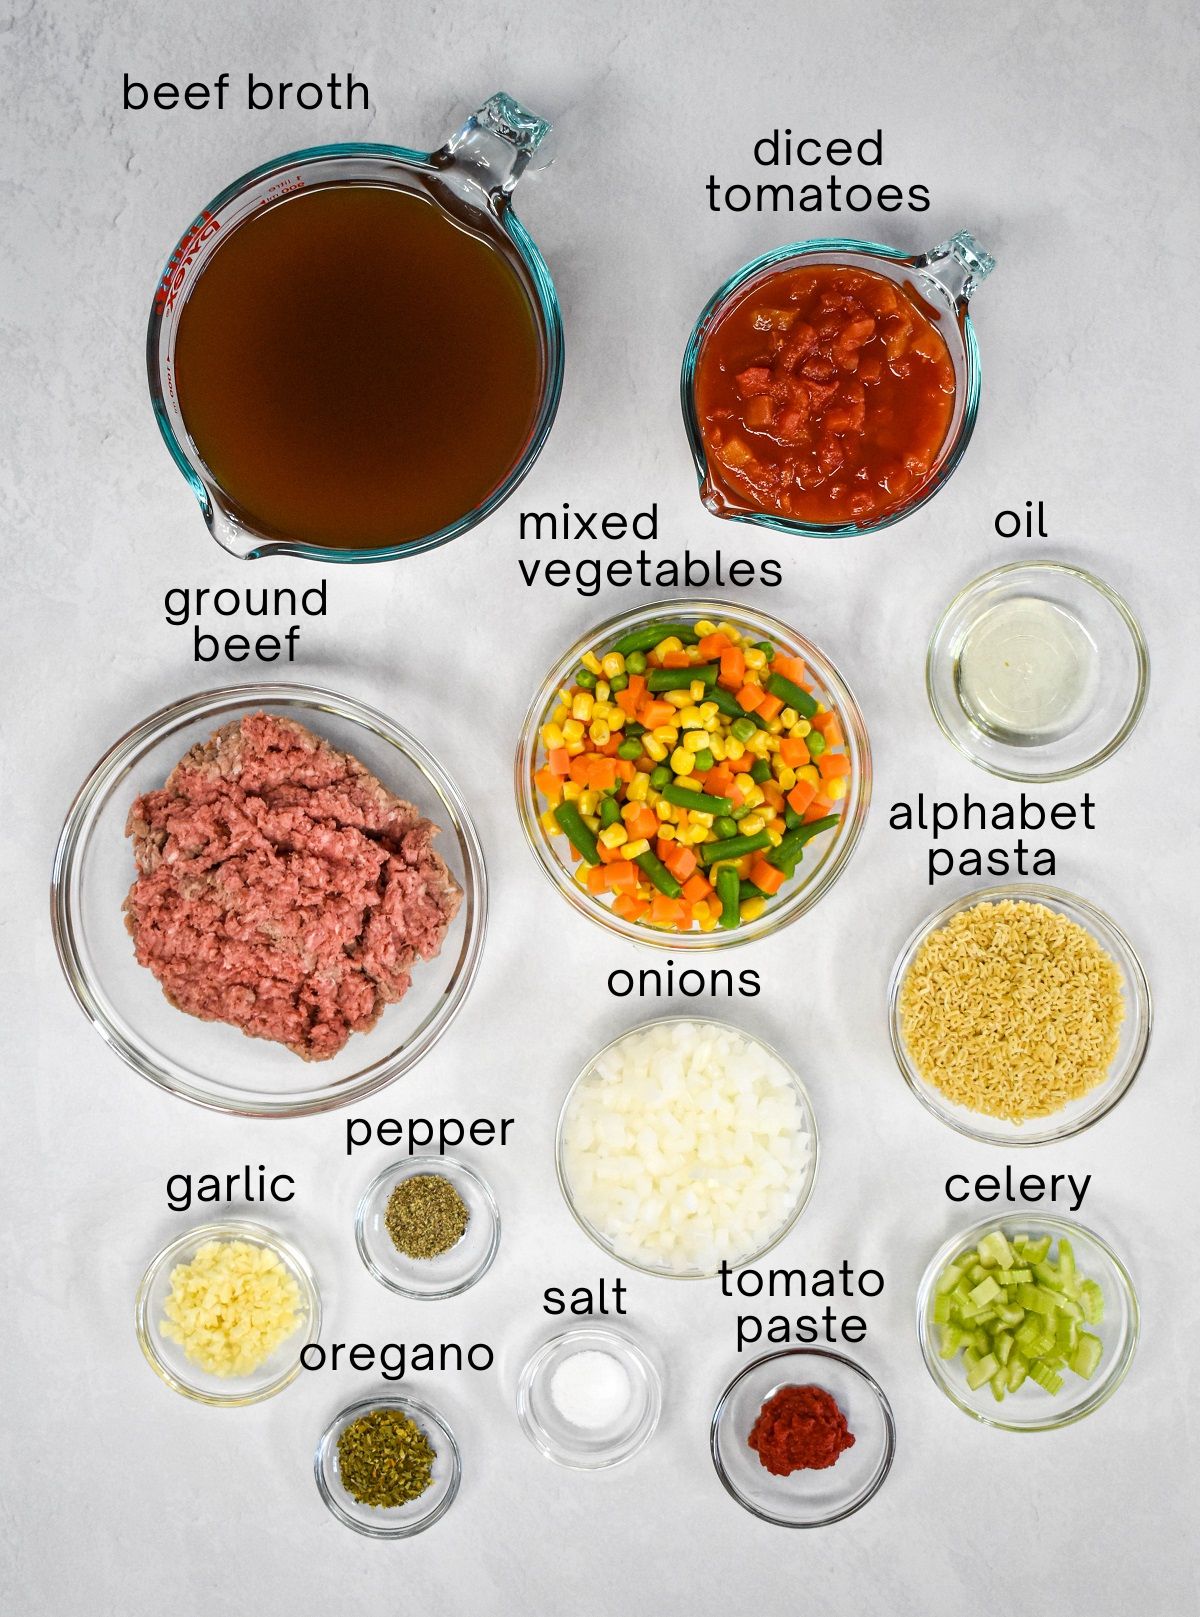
[4,2,1198,1612]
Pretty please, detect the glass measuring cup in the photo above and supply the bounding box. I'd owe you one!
[147,92,563,563]
[681,231,995,538]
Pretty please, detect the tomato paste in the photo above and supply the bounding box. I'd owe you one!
[695,261,955,528]
[747,1383,856,1475]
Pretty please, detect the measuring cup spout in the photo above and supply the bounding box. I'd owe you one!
[436,91,553,207]
[915,231,996,309]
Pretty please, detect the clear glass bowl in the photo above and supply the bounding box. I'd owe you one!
[135,1219,320,1406]
[556,1016,819,1278]
[681,232,994,538]
[710,1348,896,1527]
[516,599,870,949]
[148,94,563,563]
[927,561,1149,780]
[916,1214,1139,1431]
[516,1325,662,1469]
[51,683,487,1116]
[888,884,1151,1146]
[354,1154,500,1298]
[314,1394,461,1536]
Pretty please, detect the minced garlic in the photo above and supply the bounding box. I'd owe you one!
[160,1239,303,1377]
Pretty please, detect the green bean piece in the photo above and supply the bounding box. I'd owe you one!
[650,765,671,789]
[700,830,773,866]
[730,716,757,743]
[660,783,733,816]
[646,663,719,693]
[739,878,767,901]
[731,804,751,821]
[599,796,622,828]
[612,623,700,657]
[616,737,643,761]
[716,866,741,929]
[766,672,818,718]
[766,814,840,870]
[692,748,714,774]
[635,850,682,899]
[625,650,648,676]
[806,729,827,758]
[710,687,768,729]
[713,816,738,839]
[575,667,597,690]
[750,758,771,784]
[553,802,601,865]
[784,805,803,829]
[624,720,646,737]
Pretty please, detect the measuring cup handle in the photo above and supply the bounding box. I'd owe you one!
[916,231,997,307]
[436,91,553,202]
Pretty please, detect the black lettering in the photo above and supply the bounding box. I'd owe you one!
[736,1314,761,1351]
[945,1173,969,1202]
[908,183,931,211]
[123,73,148,110]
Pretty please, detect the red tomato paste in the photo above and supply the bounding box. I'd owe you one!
[695,262,955,528]
[747,1383,856,1475]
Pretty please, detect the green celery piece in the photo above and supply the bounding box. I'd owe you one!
[935,1262,965,1297]
[993,1330,1014,1366]
[1056,1315,1080,1356]
[978,1230,1015,1270]
[969,1276,1002,1309]
[994,1303,1026,1327]
[972,1329,991,1355]
[1021,1235,1052,1264]
[969,1263,989,1284]
[1007,1356,1029,1393]
[1057,1238,1076,1285]
[967,1353,999,1391]
[1003,1268,1032,1285]
[963,1347,981,1374]
[1030,1363,1064,1395]
[1033,1260,1062,1290]
[990,1369,1008,1403]
[933,1294,953,1324]
[1079,1279,1105,1325]
[938,1323,967,1360]
[1071,1333,1103,1380]
[952,1281,974,1309]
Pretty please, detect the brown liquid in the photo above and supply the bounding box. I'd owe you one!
[174,184,543,550]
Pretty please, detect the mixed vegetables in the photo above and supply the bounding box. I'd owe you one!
[533,615,851,932]
[933,1228,1105,1403]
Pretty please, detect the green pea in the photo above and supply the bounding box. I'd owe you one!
[807,730,827,758]
[755,641,775,658]
[609,673,628,693]
[714,816,738,839]
[616,737,643,761]
[650,765,671,789]
[730,717,757,744]
[693,748,714,773]
[599,796,622,828]
[576,668,597,690]
[625,650,647,676]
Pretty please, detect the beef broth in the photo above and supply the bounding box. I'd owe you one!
[173,183,543,550]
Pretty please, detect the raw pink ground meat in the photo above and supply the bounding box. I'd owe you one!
[123,712,462,1060]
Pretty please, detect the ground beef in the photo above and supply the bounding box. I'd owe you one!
[123,712,462,1060]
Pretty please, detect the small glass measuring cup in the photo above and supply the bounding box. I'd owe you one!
[147,92,563,563]
[681,231,995,538]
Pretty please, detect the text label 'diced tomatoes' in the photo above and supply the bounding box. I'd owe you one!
[695,264,955,528]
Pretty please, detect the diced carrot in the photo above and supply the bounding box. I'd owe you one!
[803,796,834,824]
[650,892,688,928]
[779,736,810,768]
[767,815,787,835]
[762,780,785,810]
[787,779,818,816]
[661,649,691,668]
[771,653,807,684]
[728,784,745,809]
[590,758,618,790]
[597,840,625,864]
[607,860,638,891]
[705,764,735,798]
[735,684,765,713]
[812,710,844,746]
[656,836,673,862]
[756,693,784,721]
[719,646,746,690]
[586,866,610,894]
[615,687,640,718]
[681,872,713,904]
[663,844,697,882]
[639,700,675,728]
[727,754,755,775]
[612,893,649,921]
[627,674,646,705]
[615,759,636,783]
[709,896,724,919]
[534,767,562,801]
[548,746,571,776]
[749,859,785,895]
[569,755,593,785]
[818,753,851,780]
[697,632,732,658]
[628,806,658,840]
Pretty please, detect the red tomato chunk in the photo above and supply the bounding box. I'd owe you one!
[695,263,956,528]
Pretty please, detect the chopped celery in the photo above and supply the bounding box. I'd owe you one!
[930,1227,1106,1405]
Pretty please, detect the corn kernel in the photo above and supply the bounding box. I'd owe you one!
[582,815,600,833]
[744,647,767,670]
[643,737,667,762]
[542,722,566,750]
[571,693,593,722]
[578,789,598,816]
[792,719,812,738]
[608,709,626,731]
[815,701,827,714]
[694,619,718,637]
[725,738,745,762]
[827,777,848,801]
[666,748,688,775]
[709,733,727,761]
[551,703,569,726]
[599,824,627,850]
[601,652,625,679]
[623,838,650,859]
[573,864,590,888]
[562,718,584,744]
[589,720,611,746]
[780,707,799,729]
[666,689,691,709]
[595,680,611,703]
[797,764,820,785]
[778,766,797,791]
[740,813,766,835]
[657,821,676,839]
[627,773,650,802]
[678,706,705,729]
[566,740,585,756]
[742,783,764,808]
[683,731,708,754]
[655,799,674,821]
[692,902,711,923]
[689,680,706,702]
[766,829,783,847]
[562,782,582,802]
[740,896,766,922]
[540,809,561,836]
[556,688,573,707]
[654,636,683,656]
[698,701,719,722]
[717,621,740,642]
[581,651,602,676]
[698,913,719,933]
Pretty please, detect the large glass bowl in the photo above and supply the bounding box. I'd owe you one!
[888,884,1150,1146]
[926,561,1149,781]
[516,599,870,949]
[51,683,487,1116]
[916,1214,1139,1431]
[135,1218,320,1406]
[556,1016,819,1278]
[681,232,994,538]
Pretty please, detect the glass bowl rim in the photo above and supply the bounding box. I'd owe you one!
[146,141,564,565]
[313,1391,462,1536]
[50,680,488,1117]
[353,1152,501,1298]
[709,1346,897,1527]
[515,1323,663,1470]
[915,1212,1140,1431]
[555,1013,820,1278]
[887,882,1152,1147]
[134,1217,321,1406]
[925,558,1150,782]
[679,235,982,539]
[515,596,871,950]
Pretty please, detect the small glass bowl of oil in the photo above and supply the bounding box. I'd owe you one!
[926,561,1148,781]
